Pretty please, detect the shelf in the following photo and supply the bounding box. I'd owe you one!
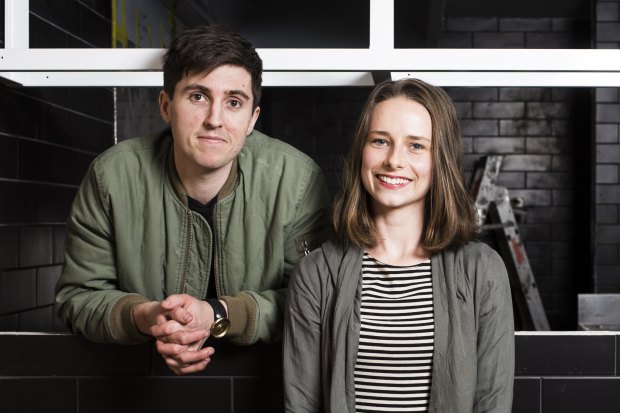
[2,0,619,87]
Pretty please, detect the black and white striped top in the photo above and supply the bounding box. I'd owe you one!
[354,252,434,413]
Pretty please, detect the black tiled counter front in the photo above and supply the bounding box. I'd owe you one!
[513,332,620,413]
[1,332,619,413]
[0,332,282,413]
[515,333,616,376]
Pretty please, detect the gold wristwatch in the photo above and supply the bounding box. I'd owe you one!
[206,298,230,338]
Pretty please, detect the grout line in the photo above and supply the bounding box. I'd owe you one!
[0,177,82,189]
[539,376,543,413]
[230,377,235,413]
[75,0,110,22]
[76,376,80,413]
[0,132,104,157]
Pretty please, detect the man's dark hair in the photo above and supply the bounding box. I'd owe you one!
[162,25,263,109]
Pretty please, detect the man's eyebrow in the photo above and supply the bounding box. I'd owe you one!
[183,84,209,94]
[227,89,251,101]
[183,84,250,101]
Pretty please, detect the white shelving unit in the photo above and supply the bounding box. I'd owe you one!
[2,0,620,87]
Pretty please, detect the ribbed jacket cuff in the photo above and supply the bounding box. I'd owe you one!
[108,294,152,344]
[222,293,257,345]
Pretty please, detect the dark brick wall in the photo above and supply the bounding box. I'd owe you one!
[453,86,591,330]
[439,18,592,331]
[439,15,590,48]
[258,17,592,330]
[0,0,114,332]
[1,332,619,413]
[595,1,620,293]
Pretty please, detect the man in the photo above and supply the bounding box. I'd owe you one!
[55,25,330,375]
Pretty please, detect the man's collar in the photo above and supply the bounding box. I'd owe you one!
[217,156,238,200]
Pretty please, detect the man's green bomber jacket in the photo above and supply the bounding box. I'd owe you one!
[55,129,330,345]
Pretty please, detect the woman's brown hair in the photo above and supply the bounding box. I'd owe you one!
[333,78,478,253]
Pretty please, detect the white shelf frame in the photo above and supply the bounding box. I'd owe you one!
[2,0,620,87]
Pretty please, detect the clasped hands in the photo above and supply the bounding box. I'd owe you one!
[133,294,226,375]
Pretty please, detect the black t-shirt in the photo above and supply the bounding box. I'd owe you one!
[187,196,218,299]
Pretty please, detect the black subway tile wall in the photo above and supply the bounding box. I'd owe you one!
[0,227,19,269]
[0,315,18,330]
[0,334,150,376]
[0,0,113,332]
[596,0,620,294]
[19,306,56,332]
[0,332,619,413]
[0,269,37,314]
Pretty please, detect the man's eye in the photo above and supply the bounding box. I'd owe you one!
[229,99,242,108]
[190,93,205,101]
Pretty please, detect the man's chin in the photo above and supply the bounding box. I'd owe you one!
[196,158,234,174]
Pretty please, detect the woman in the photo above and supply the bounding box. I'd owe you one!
[283,78,514,413]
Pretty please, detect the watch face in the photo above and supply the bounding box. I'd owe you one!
[211,318,231,338]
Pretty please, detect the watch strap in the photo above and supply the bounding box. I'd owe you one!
[206,298,227,320]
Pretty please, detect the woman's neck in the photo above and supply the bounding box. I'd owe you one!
[367,205,429,266]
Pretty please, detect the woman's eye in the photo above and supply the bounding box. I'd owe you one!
[372,138,388,145]
[411,143,424,150]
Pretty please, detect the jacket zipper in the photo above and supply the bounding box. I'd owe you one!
[180,208,192,294]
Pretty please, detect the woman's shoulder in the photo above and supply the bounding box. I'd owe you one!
[301,239,354,267]
[297,239,362,281]
[456,241,509,285]
[459,241,498,260]
[439,242,507,279]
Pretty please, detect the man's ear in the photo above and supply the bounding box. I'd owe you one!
[246,106,260,135]
[159,90,171,124]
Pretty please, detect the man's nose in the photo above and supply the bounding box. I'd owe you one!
[204,103,223,128]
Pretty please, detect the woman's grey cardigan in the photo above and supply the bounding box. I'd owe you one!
[283,239,514,413]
